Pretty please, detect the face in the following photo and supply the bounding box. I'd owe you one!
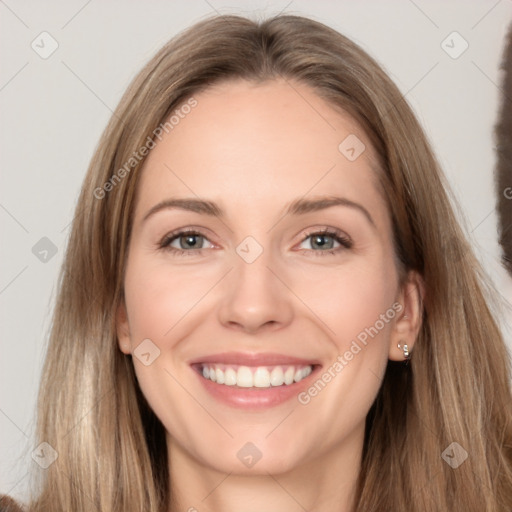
[116,79,421,476]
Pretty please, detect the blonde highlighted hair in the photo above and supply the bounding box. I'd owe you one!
[13,13,512,511]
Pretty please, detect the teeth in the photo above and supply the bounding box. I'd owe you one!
[254,367,270,388]
[294,366,312,382]
[284,366,295,385]
[224,367,237,386]
[270,367,284,386]
[237,366,253,387]
[199,364,313,388]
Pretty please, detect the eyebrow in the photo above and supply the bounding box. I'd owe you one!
[142,195,376,227]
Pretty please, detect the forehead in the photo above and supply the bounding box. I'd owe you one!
[135,78,386,223]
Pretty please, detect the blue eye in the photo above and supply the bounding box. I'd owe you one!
[159,230,214,256]
[158,227,352,257]
[297,228,353,256]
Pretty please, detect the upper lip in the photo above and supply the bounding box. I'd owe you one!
[189,352,321,367]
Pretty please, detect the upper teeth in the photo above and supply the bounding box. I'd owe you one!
[201,364,313,388]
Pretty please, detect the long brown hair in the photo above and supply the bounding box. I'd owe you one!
[21,14,512,511]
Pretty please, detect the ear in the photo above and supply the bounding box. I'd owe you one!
[388,270,425,361]
[116,297,132,355]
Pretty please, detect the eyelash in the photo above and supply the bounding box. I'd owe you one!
[158,227,353,257]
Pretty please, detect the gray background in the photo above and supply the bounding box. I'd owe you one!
[2,0,512,501]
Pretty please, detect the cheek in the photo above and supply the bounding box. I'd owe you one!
[121,255,217,446]
[291,253,399,353]
[123,255,221,345]
[339,270,396,346]
[289,260,398,448]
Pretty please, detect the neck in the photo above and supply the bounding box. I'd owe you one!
[167,427,363,512]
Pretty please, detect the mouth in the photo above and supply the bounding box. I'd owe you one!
[189,353,321,409]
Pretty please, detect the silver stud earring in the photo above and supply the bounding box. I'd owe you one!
[397,342,410,360]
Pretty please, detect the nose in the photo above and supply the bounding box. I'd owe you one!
[217,243,294,334]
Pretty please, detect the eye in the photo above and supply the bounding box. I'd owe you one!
[297,228,353,256]
[159,229,215,256]
[158,227,353,257]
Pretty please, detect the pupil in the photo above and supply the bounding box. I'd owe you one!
[182,234,201,249]
[313,235,332,249]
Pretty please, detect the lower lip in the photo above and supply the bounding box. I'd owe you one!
[193,366,320,409]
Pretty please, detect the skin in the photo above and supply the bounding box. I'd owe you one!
[116,79,424,512]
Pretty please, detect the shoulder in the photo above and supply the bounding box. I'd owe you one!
[0,495,25,512]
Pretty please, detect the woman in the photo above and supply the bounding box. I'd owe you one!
[3,13,512,511]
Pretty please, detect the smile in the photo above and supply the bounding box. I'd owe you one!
[200,363,313,388]
[189,353,321,409]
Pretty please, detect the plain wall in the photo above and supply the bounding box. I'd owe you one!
[1,0,511,500]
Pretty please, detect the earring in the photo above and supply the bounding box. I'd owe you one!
[397,342,410,360]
